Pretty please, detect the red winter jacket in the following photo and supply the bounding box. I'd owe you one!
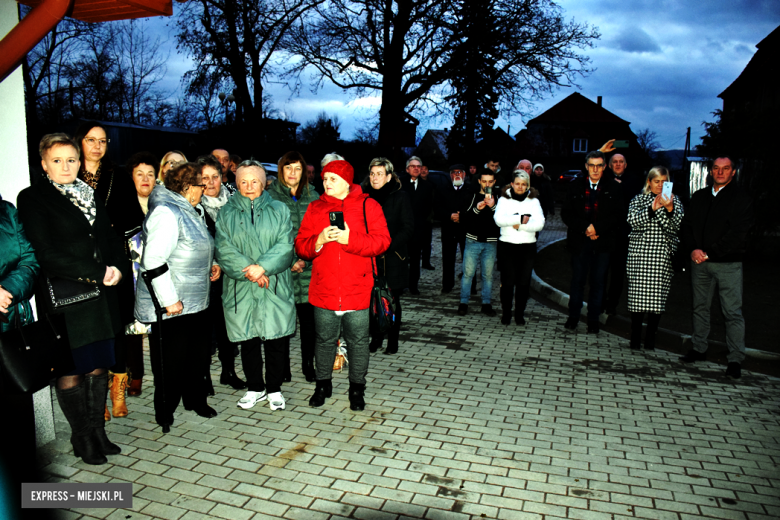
[295,184,391,311]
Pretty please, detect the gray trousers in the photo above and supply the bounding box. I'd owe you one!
[313,307,370,384]
[691,261,746,363]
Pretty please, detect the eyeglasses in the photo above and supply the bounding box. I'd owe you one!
[586,163,605,169]
[84,137,109,147]
[369,172,389,178]
[451,170,465,175]
[408,165,421,169]
[194,184,207,191]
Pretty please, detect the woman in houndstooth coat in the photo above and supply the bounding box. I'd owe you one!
[626,166,683,350]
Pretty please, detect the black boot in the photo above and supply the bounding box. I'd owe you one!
[56,381,107,465]
[301,344,316,382]
[309,379,332,407]
[629,312,643,350]
[349,382,366,411]
[220,363,247,390]
[645,313,661,350]
[85,373,122,457]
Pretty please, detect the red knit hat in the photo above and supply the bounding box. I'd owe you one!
[322,160,354,185]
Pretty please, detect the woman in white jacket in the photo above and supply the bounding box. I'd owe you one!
[494,171,545,325]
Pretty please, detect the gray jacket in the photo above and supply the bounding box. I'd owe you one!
[134,186,214,323]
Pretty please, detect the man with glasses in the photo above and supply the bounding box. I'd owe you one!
[401,156,434,295]
[561,151,620,333]
[435,164,471,294]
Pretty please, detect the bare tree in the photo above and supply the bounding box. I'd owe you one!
[286,0,599,148]
[636,128,660,160]
[175,0,324,124]
[113,20,168,124]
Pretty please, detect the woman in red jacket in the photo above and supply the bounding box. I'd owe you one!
[295,160,391,411]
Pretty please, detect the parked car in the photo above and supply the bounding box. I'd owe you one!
[554,169,582,203]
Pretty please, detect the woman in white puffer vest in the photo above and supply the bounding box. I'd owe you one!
[494,170,546,325]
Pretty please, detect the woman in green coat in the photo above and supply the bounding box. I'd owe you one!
[0,197,39,332]
[215,161,296,412]
[266,151,319,382]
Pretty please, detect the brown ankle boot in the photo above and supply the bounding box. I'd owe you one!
[127,376,142,396]
[110,373,129,417]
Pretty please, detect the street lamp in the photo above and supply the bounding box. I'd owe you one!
[218,92,235,126]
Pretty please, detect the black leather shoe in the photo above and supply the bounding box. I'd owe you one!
[349,382,365,411]
[587,322,599,334]
[725,362,741,379]
[501,314,511,325]
[220,371,247,390]
[422,264,435,270]
[457,304,468,316]
[564,317,578,330]
[441,286,453,294]
[160,423,171,434]
[383,346,397,355]
[680,349,707,363]
[515,315,526,326]
[72,435,107,465]
[410,288,420,295]
[309,379,332,407]
[481,304,496,317]
[192,404,218,418]
[283,373,292,383]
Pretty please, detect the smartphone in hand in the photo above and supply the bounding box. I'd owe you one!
[329,211,345,230]
[662,181,673,199]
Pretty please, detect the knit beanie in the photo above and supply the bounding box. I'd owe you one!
[322,160,354,185]
[533,163,544,172]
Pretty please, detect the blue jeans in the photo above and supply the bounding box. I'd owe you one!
[568,241,610,323]
[460,239,496,304]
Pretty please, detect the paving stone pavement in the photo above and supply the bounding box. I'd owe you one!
[38,221,780,520]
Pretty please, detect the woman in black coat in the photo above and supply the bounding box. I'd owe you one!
[74,121,142,419]
[529,163,555,217]
[362,158,413,355]
[17,134,128,466]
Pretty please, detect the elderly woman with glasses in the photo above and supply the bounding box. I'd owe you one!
[360,158,412,355]
[134,162,221,433]
[215,161,296,412]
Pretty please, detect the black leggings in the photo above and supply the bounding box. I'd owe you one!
[498,241,537,316]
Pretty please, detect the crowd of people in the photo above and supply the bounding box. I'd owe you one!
[0,124,753,468]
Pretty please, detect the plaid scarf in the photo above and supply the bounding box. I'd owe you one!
[584,182,599,223]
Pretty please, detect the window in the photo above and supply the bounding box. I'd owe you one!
[573,138,588,153]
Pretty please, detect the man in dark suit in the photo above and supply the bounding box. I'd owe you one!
[435,164,471,293]
[680,156,753,379]
[561,151,621,333]
[400,156,434,295]
[601,152,644,314]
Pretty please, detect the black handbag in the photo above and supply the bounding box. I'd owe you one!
[46,277,101,309]
[363,199,395,335]
[0,309,73,394]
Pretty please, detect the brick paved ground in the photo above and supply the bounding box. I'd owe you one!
[39,218,780,520]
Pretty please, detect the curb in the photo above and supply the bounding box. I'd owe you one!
[531,238,780,362]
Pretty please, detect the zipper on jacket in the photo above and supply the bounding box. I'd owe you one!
[251,199,255,225]
[339,199,344,310]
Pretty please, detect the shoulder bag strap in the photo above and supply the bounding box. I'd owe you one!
[363,198,378,278]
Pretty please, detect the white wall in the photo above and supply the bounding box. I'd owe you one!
[0,0,55,447]
[0,0,31,205]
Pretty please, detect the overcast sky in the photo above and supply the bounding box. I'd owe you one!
[146,0,779,151]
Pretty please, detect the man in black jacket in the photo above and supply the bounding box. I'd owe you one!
[436,164,471,293]
[457,169,499,317]
[680,156,753,379]
[561,151,621,333]
[400,156,434,295]
[602,153,644,314]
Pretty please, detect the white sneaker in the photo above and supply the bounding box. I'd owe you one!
[268,392,286,411]
[237,390,267,409]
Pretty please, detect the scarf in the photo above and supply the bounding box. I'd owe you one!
[80,164,102,189]
[368,180,395,206]
[49,176,97,226]
[584,182,599,223]
[201,184,231,221]
[510,189,529,202]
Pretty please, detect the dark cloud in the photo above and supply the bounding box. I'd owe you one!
[611,27,661,54]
